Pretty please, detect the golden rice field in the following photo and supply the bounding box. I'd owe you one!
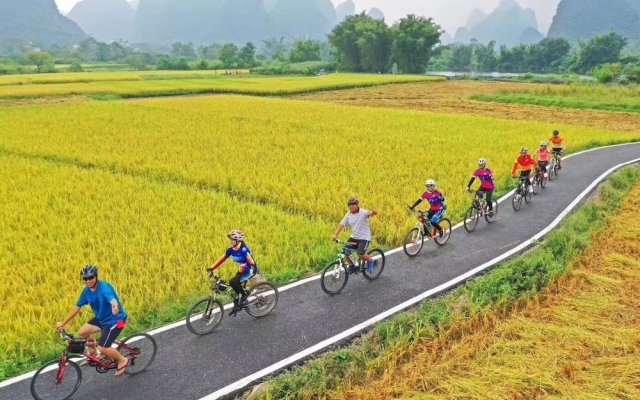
[0,153,334,363]
[328,181,640,400]
[1,95,638,246]
[0,73,439,99]
[299,80,640,132]
[1,78,639,377]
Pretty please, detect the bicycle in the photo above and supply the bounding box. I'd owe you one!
[512,176,533,211]
[402,209,452,256]
[320,240,386,295]
[531,166,546,195]
[549,150,562,180]
[463,190,498,232]
[186,272,279,335]
[30,329,157,400]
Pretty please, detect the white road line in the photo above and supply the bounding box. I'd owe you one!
[1,142,638,390]
[201,155,640,400]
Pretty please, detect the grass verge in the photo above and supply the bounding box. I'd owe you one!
[253,165,640,399]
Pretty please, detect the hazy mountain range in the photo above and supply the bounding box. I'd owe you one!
[454,0,543,46]
[3,0,640,50]
[548,0,640,42]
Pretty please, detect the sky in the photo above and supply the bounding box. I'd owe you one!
[54,0,562,35]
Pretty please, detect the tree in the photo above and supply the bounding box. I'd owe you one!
[289,40,321,63]
[219,43,239,68]
[329,13,392,72]
[170,42,197,59]
[573,32,628,73]
[475,41,497,72]
[391,15,441,74]
[25,51,54,73]
[238,42,257,67]
[450,44,473,72]
[528,38,570,73]
[260,37,289,61]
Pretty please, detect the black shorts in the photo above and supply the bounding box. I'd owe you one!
[88,317,126,347]
[520,170,532,178]
[346,238,370,255]
[552,148,563,154]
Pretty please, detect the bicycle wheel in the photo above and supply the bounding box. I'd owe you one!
[402,227,424,256]
[532,178,540,195]
[548,161,556,180]
[512,189,523,211]
[524,186,533,203]
[31,358,82,400]
[363,249,385,280]
[186,297,224,335]
[245,282,279,317]
[434,218,452,245]
[485,200,498,223]
[321,261,348,295]
[540,172,547,188]
[463,206,479,232]
[118,333,157,375]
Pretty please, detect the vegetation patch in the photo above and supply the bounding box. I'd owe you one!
[473,84,640,114]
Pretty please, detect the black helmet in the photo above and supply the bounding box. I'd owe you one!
[347,197,359,205]
[81,265,98,280]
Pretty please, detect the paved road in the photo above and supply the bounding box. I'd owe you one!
[3,143,639,400]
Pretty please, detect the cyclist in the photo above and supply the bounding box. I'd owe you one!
[549,130,565,169]
[409,179,447,237]
[511,147,537,193]
[331,198,378,274]
[207,229,257,316]
[55,265,129,377]
[536,141,550,178]
[466,158,495,214]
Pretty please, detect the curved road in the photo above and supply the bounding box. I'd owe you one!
[2,143,639,400]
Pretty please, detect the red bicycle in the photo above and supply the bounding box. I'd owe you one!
[30,330,157,400]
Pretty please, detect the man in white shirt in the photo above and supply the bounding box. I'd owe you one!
[331,197,378,273]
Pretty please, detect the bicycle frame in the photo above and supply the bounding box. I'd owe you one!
[410,209,435,238]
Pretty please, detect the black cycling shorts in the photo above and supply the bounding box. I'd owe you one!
[88,317,126,347]
[552,148,563,154]
[346,238,370,255]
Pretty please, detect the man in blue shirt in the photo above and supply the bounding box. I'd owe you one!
[56,265,129,376]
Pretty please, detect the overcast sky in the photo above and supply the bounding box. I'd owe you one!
[55,0,562,35]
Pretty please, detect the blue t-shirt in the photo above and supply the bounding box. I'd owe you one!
[225,244,253,266]
[76,281,127,327]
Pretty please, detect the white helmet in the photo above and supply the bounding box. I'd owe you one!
[540,141,548,146]
[227,229,245,241]
[425,179,436,187]
[478,158,487,166]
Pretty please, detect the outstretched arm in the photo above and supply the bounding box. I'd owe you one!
[56,306,82,330]
[208,255,228,271]
[367,209,378,217]
[331,224,345,241]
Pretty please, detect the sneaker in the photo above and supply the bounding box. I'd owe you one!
[529,185,534,193]
[347,265,359,275]
[366,260,376,273]
[544,173,548,178]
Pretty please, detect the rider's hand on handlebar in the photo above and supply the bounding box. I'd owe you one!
[467,187,473,193]
[331,235,338,242]
[54,322,64,332]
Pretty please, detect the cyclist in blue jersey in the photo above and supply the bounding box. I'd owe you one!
[55,265,129,377]
[207,229,258,316]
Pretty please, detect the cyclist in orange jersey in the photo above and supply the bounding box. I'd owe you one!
[536,141,551,177]
[512,147,537,193]
[549,130,565,169]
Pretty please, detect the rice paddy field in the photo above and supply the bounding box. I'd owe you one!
[308,177,640,400]
[0,72,439,99]
[1,72,640,379]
